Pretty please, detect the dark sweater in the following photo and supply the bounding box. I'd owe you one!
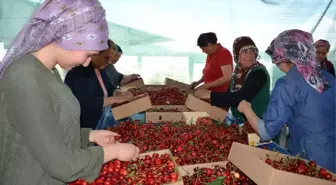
[65,64,116,129]
[211,69,268,111]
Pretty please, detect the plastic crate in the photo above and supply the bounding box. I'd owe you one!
[255,141,291,155]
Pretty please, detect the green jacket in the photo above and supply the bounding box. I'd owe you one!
[231,66,270,121]
[0,54,104,185]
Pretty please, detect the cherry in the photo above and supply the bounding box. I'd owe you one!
[308,161,317,168]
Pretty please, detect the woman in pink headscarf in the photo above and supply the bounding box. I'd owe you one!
[0,1,139,185]
[238,29,336,173]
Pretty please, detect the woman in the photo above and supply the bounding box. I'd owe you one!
[195,36,270,123]
[65,39,133,129]
[191,32,233,92]
[0,1,139,185]
[238,29,336,173]
[104,43,141,87]
[314,39,335,77]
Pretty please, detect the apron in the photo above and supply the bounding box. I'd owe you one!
[94,69,119,130]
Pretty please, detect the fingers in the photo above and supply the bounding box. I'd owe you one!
[132,147,140,161]
[109,132,120,136]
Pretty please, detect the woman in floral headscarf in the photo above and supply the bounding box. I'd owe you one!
[195,36,270,122]
[314,39,335,77]
[0,1,139,185]
[238,29,336,173]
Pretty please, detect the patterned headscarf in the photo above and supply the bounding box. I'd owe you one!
[266,29,330,93]
[0,0,109,78]
[314,39,331,52]
[231,36,263,92]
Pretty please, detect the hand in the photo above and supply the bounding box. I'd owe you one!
[103,143,140,163]
[89,130,119,147]
[130,74,141,80]
[195,84,208,90]
[237,100,251,113]
[114,89,134,99]
[194,89,211,99]
[121,91,134,99]
[113,94,133,104]
[190,81,200,89]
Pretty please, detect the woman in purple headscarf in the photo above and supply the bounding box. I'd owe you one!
[0,1,139,185]
[314,39,335,77]
[238,29,336,173]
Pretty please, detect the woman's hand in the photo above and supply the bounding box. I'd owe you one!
[195,83,209,90]
[130,74,141,80]
[190,81,201,89]
[103,143,140,163]
[237,100,252,113]
[194,89,211,99]
[113,94,133,103]
[114,89,134,99]
[89,130,119,147]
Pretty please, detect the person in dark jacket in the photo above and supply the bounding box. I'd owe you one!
[65,41,133,129]
[314,39,335,77]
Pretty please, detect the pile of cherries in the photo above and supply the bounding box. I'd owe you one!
[129,86,187,105]
[110,120,251,166]
[183,162,256,185]
[69,153,179,185]
[264,156,336,182]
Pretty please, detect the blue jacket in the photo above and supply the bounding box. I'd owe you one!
[258,67,336,173]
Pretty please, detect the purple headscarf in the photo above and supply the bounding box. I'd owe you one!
[0,0,109,78]
[266,29,330,93]
[314,39,331,52]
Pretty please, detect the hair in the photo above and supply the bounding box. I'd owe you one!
[107,39,116,49]
[197,32,218,47]
[115,45,123,53]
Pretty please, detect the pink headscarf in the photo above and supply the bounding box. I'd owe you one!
[266,29,330,93]
[0,0,109,78]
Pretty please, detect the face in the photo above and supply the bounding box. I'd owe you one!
[200,44,216,55]
[315,46,328,62]
[114,52,122,63]
[276,61,292,73]
[239,49,256,68]
[91,48,117,69]
[55,47,98,70]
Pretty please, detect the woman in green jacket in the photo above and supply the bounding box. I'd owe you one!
[0,1,139,185]
[195,36,270,125]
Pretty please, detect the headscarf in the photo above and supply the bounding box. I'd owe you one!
[231,36,264,92]
[265,29,330,93]
[0,0,109,78]
[314,39,331,52]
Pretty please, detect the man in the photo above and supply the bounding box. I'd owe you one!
[104,44,141,87]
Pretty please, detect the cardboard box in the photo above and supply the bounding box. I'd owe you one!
[164,78,193,91]
[228,142,335,185]
[182,112,210,125]
[121,78,145,88]
[145,105,210,124]
[178,161,228,185]
[140,149,183,185]
[178,161,228,177]
[111,94,152,120]
[185,94,227,122]
[145,105,188,123]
